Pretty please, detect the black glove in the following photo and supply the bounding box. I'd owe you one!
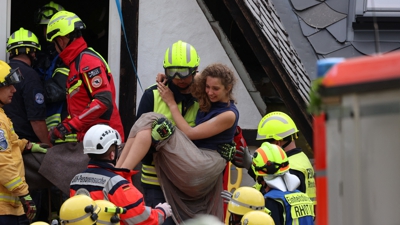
[151,118,175,143]
[217,142,236,161]
[19,194,36,221]
[48,123,72,144]
[231,146,252,169]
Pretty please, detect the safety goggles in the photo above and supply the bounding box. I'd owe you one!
[34,6,58,24]
[164,67,197,79]
[0,67,23,87]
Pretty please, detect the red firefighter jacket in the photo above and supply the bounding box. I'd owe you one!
[70,161,167,225]
[58,37,124,141]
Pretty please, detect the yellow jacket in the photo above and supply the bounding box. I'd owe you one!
[0,108,29,216]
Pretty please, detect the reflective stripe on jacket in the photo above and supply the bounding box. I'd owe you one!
[265,189,314,225]
[289,151,317,205]
[0,108,29,216]
[140,87,198,186]
[70,161,166,225]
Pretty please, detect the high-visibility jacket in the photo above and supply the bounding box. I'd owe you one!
[139,84,198,186]
[265,189,314,225]
[0,108,29,216]
[70,161,166,225]
[288,150,317,205]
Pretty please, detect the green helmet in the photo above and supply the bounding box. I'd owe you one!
[256,111,299,141]
[35,1,65,25]
[251,142,289,177]
[46,11,86,42]
[6,28,41,55]
[163,40,200,69]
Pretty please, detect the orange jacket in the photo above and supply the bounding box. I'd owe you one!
[70,161,166,225]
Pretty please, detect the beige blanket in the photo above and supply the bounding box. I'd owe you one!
[129,112,226,224]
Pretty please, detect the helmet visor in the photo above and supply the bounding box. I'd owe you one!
[34,6,59,24]
[1,67,23,87]
[165,67,197,79]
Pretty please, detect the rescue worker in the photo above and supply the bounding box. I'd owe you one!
[252,142,314,225]
[59,194,100,225]
[134,40,200,225]
[46,10,124,143]
[0,60,47,225]
[4,27,50,146]
[70,124,172,225]
[222,186,269,225]
[240,211,275,225]
[233,112,316,204]
[34,1,77,144]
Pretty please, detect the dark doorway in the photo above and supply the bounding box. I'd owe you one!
[10,0,109,59]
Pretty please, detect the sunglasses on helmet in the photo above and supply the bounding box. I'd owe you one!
[34,6,59,24]
[0,67,23,87]
[253,160,289,175]
[164,67,197,79]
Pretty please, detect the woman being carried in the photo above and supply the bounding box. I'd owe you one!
[117,63,239,223]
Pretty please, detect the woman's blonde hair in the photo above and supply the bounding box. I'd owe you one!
[192,63,236,112]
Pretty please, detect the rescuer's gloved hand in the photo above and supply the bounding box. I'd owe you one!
[231,146,253,169]
[151,118,175,143]
[25,142,49,153]
[49,123,73,144]
[221,190,233,204]
[19,194,36,221]
[217,142,236,161]
[155,202,172,218]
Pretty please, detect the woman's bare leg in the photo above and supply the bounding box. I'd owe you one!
[116,129,152,170]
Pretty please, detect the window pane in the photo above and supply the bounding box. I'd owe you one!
[367,0,400,11]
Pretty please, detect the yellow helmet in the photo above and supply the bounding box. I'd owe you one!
[251,142,289,177]
[31,222,50,225]
[46,11,86,42]
[241,211,275,225]
[163,40,200,79]
[0,60,23,87]
[256,111,299,141]
[35,1,65,25]
[59,195,100,225]
[6,28,41,55]
[228,187,265,216]
[95,200,125,225]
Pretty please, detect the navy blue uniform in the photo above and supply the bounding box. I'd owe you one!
[3,59,46,142]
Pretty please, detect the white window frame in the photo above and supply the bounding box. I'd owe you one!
[355,0,400,17]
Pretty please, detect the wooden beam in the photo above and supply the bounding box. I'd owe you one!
[222,0,314,147]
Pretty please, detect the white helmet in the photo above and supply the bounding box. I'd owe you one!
[83,124,121,155]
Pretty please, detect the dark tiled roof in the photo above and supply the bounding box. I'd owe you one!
[244,0,311,104]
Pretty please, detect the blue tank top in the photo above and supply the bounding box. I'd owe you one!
[193,100,239,150]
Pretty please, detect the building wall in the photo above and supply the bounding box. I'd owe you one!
[137,0,261,129]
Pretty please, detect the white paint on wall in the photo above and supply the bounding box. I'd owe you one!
[0,0,11,61]
[137,0,261,129]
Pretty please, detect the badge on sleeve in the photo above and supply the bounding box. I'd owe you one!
[87,67,101,78]
[91,77,103,88]
[0,129,9,151]
[35,93,45,104]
